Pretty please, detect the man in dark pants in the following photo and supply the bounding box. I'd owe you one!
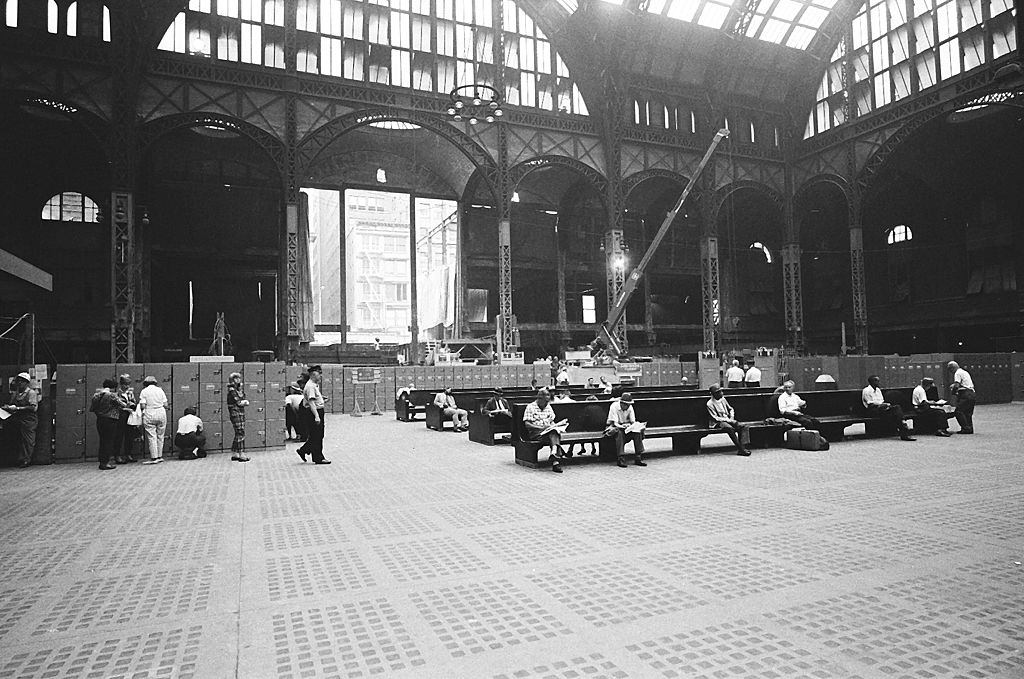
[604,392,646,468]
[297,365,331,464]
[706,385,750,456]
[861,375,915,441]
[911,377,951,436]
[90,378,121,470]
[947,361,976,434]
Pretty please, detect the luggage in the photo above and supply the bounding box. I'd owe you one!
[785,428,830,451]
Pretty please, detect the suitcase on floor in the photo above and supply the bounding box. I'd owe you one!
[785,428,830,451]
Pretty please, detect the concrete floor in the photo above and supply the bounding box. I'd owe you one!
[0,404,1022,679]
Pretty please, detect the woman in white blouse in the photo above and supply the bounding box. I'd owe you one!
[138,376,169,464]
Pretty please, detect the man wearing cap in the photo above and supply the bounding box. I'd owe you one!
[912,377,952,437]
[3,372,38,468]
[482,387,512,432]
[433,387,469,431]
[946,361,975,434]
[706,385,751,456]
[297,365,330,464]
[605,392,646,468]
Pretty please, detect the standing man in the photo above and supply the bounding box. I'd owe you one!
[861,375,916,441]
[89,378,121,470]
[725,360,745,388]
[297,365,331,464]
[434,387,469,431]
[777,381,821,430]
[947,361,976,434]
[226,372,250,463]
[912,377,952,437]
[743,361,761,387]
[3,372,38,468]
[523,388,567,473]
[605,393,646,468]
[706,385,751,456]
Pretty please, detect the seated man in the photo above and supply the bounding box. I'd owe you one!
[552,386,574,403]
[523,388,567,473]
[706,385,750,456]
[743,361,762,387]
[396,382,415,402]
[605,392,646,468]
[862,375,916,441]
[777,381,821,430]
[912,377,951,437]
[725,360,745,389]
[482,386,511,437]
[433,387,469,431]
[173,406,207,459]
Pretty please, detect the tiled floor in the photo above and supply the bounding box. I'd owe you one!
[1,404,1022,678]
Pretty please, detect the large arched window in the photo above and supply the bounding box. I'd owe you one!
[158,0,588,115]
[42,192,100,222]
[749,240,773,263]
[805,0,1017,137]
[4,0,17,27]
[886,224,913,244]
[66,2,110,41]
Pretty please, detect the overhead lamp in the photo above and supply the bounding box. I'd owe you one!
[448,84,504,126]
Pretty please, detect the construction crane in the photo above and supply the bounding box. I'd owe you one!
[595,128,730,357]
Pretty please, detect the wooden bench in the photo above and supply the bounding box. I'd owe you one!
[511,394,791,468]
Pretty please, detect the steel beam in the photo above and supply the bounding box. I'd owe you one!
[700,236,721,354]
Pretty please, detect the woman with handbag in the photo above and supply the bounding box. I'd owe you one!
[115,374,139,463]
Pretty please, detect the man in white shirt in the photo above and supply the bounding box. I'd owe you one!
[743,362,762,387]
[297,366,331,464]
[861,375,915,441]
[605,393,646,468]
[552,387,574,403]
[433,387,469,431]
[706,386,750,456]
[912,377,951,437]
[725,360,745,388]
[173,406,206,459]
[776,381,821,430]
[946,361,975,434]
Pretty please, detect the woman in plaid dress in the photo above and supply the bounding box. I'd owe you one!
[226,372,250,462]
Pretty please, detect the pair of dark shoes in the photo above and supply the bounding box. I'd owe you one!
[297,450,331,464]
[231,455,250,462]
[116,457,137,464]
[98,464,116,470]
[736,449,751,457]
[551,463,563,473]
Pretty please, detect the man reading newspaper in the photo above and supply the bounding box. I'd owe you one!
[604,392,646,468]
[523,388,569,473]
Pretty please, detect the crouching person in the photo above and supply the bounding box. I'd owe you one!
[174,407,207,460]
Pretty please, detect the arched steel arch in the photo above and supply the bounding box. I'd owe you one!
[508,154,608,199]
[1,88,111,152]
[792,173,854,209]
[622,168,694,199]
[139,111,288,183]
[709,179,785,226]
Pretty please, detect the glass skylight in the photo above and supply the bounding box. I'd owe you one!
[743,0,840,49]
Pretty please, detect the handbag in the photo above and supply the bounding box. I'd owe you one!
[127,405,142,426]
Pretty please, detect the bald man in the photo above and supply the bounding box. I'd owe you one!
[947,361,975,434]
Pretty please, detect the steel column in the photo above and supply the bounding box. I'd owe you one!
[494,0,516,356]
[849,218,869,353]
[605,228,627,352]
[700,236,721,354]
[782,167,804,354]
[110,191,135,363]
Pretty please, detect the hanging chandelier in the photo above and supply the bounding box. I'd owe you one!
[447,84,503,125]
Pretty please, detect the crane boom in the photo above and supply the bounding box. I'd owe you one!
[597,128,730,356]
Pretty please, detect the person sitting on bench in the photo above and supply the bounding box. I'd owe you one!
[605,392,646,468]
[173,406,207,459]
[912,377,952,437]
[706,385,751,456]
[434,387,469,431]
[862,375,915,441]
[483,387,511,426]
[523,388,567,473]
[777,381,821,430]
[552,386,574,403]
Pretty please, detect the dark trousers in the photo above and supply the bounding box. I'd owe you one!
[866,403,909,434]
[96,416,119,466]
[781,412,821,430]
[605,428,644,463]
[745,381,760,388]
[115,411,138,461]
[298,407,326,462]
[285,405,304,439]
[526,426,564,463]
[955,389,976,433]
[727,381,743,389]
[714,421,749,451]
[174,431,207,458]
[912,407,948,434]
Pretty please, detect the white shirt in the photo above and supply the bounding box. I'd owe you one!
[725,366,745,383]
[744,367,762,383]
[285,394,304,409]
[139,384,168,410]
[777,392,806,414]
[862,385,884,407]
[556,370,570,384]
[606,400,636,427]
[303,380,325,409]
[912,385,930,407]
[953,368,974,390]
[552,395,574,403]
[176,414,203,434]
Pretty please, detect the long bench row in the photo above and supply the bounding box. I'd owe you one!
[508,388,939,468]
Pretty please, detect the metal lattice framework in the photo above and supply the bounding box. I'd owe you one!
[781,167,804,353]
[700,236,721,353]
